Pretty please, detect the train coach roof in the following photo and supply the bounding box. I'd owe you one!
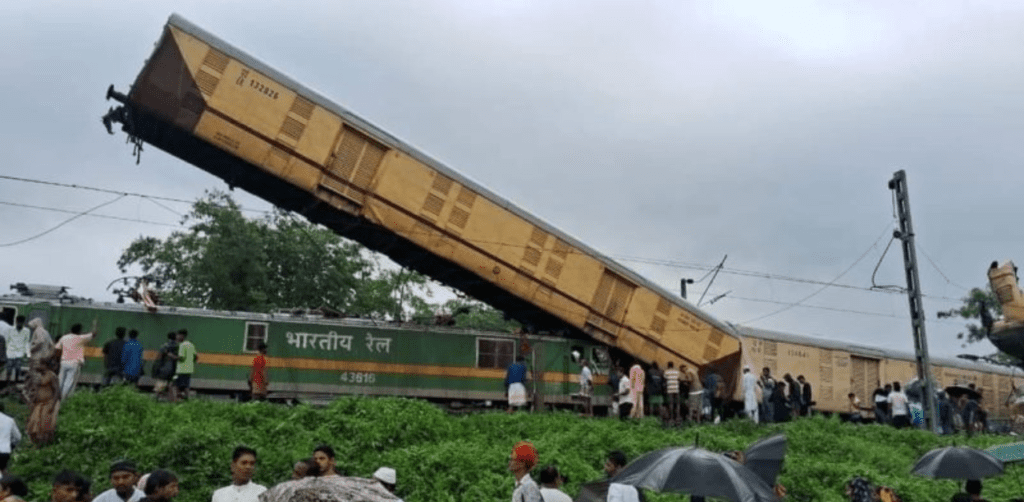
[734,324,1019,377]
[161,14,737,339]
[0,293,577,342]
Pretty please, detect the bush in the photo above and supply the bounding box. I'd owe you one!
[10,388,1023,502]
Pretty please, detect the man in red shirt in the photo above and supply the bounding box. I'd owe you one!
[249,343,268,401]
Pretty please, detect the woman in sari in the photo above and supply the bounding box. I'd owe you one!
[26,355,60,445]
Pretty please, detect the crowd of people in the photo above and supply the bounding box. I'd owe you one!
[0,444,403,502]
[541,357,819,426]
[0,313,215,447]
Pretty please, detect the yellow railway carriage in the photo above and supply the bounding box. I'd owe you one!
[103,14,741,378]
[735,326,1022,423]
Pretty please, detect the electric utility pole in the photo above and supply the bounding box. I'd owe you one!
[888,170,939,432]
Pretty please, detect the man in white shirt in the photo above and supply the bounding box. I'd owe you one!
[538,465,572,502]
[604,451,640,502]
[618,372,633,420]
[579,359,593,417]
[887,382,911,429]
[0,403,19,474]
[6,316,30,383]
[211,446,267,502]
[93,461,145,502]
[509,441,541,502]
[742,366,759,423]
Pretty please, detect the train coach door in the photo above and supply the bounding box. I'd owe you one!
[850,356,880,405]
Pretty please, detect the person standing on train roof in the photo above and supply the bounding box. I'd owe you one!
[798,375,813,417]
[101,327,127,387]
[249,343,268,401]
[742,366,759,423]
[579,358,593,417]
[121,330,143,386]
[628,360,645,419]
[505,355,529,413]
[171,330,197,402]
[760,367,775,424]
[55,319,98,400]
[6,316,29,384]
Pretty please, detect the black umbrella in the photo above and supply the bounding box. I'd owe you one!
[611,446,778,502]
[945,386,981,401]
[911,446,1004,480]
[743,434,787,487]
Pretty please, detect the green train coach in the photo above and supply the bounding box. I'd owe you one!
[0,287,610,407]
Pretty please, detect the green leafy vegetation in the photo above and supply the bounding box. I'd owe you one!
[10,387,1024,502]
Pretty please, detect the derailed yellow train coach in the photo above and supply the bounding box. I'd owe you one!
[103,14,741,378]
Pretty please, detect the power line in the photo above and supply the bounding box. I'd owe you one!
[0,200,180,228]
[0,175,974,308]
[0,195,128,247]
[740,223,894,325]
[0,174,272,215]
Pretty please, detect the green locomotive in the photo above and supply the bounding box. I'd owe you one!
[1,284,610,407]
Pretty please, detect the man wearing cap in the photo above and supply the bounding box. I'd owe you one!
[92,461,144,502]
[211,446,266,502]
[372,467,402,502]
[508,441,541,502]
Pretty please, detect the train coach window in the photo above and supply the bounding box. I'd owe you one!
[477,338,514,369]
[243,322,268,352]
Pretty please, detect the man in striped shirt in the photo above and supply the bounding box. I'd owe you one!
[664,362,681,424]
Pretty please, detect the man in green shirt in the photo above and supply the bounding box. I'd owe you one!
[172,329,197,402]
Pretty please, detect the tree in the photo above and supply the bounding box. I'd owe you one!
[939,287,1001,346]
[939,287,1023,366]
[117,191,430,317]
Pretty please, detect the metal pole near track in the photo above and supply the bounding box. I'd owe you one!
[888,170,939,432]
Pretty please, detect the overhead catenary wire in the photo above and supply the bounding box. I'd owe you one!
[0,175,971,315]
[0,195,128,247]
[0,200,180,228]
[739,223,895,325]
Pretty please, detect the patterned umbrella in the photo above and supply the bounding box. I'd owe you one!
[985,442,1024,463]
[259,476,398,502]
[911,446,1004,479]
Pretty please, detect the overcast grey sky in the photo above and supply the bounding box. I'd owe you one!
[2,1,1022,361]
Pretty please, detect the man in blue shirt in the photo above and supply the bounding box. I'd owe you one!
[505,356,528,412]
[121,330,144,385]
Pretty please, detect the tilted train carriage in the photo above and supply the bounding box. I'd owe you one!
[102,13,743,390]
[0,290,610,406]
